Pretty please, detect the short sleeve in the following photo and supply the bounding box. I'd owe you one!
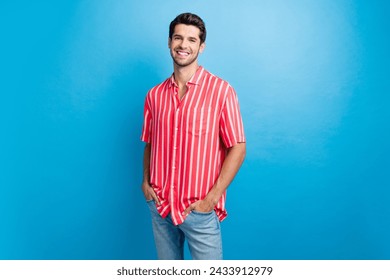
[140,93,153,143]
[219,86,245,148]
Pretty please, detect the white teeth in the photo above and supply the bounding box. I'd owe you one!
[178,51,189,56]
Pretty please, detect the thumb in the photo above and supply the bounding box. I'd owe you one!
[151,191,161,205]
[182,204,195,217]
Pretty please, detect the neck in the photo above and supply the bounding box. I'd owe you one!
[173,62,199,89]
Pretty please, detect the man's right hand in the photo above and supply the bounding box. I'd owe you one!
[142,181,161,205]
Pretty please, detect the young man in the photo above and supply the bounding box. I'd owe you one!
[141,13,246,260]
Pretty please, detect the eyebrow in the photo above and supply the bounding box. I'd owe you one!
[172,34,199,41]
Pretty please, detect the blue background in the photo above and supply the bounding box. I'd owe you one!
[1,0,389,259]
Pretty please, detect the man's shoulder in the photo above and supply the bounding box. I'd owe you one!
[202,68,233,90]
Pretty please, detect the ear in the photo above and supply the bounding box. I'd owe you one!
[199,42,206,54]
[168,38,172,49]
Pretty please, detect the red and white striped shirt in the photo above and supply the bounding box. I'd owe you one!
[141,66,245,225]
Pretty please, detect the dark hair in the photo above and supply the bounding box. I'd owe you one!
[169,13,206,43]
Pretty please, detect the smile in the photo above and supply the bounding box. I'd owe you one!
[176,50,190,57]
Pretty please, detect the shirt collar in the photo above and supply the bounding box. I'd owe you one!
[169,66,205,88]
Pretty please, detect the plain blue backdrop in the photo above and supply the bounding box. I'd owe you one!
[1,0,389,259]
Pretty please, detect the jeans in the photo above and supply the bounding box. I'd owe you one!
[147,200,223,260]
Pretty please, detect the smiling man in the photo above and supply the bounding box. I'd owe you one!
[141,13,246,260]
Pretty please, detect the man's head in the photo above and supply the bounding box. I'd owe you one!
[169,13,206,44]
[168,13,206,68]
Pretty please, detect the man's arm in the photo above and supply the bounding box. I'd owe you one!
[141,143,160,204]
[183,142,246,215]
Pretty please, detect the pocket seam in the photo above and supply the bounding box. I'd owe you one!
[191,209,214,215]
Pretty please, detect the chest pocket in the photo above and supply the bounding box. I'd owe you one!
[186,107,212,136]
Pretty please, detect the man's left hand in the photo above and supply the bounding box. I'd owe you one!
[182,198,215,217]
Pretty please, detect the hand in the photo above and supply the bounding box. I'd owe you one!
[141,181,160,205]
[182,198,215,217]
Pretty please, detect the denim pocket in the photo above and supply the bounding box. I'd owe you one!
[184,209,219,231]
[191,209,214,215]
[146,199,157,213]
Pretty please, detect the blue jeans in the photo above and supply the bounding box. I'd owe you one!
[147,200,223,260]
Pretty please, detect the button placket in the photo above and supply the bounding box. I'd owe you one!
[169,107,181,223]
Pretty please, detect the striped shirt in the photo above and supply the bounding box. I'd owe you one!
[141,66,245,225]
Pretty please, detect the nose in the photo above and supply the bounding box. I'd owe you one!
[179,39,190,49]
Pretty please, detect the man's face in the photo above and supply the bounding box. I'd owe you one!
[169,24,205,68]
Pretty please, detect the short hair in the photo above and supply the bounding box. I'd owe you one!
[169,13,206,43]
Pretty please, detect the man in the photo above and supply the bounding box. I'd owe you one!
[141,13,246,260]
